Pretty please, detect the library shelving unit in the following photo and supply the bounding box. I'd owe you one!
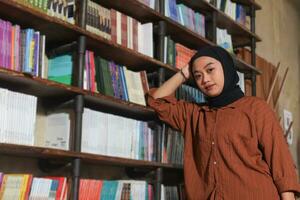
[0,0,261,199]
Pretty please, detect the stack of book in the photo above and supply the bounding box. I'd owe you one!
[0,18,46,76]
[0,88,37,146]
[82,108,156,161]
[165,1,206,37]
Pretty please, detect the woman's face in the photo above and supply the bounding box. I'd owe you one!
[192,56,225,97]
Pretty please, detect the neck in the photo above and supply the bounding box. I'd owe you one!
[206,85,244,108]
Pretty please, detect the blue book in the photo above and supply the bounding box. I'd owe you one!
[23,29,34,73]
[48,53,73,85]
[33,31,40,76]
[169,0,178,21]
[118,66,129,101]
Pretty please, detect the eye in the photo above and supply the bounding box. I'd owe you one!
[207,67,214,73]
[194,74,202,80]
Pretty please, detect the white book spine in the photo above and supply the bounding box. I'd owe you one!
[116,11,122,45]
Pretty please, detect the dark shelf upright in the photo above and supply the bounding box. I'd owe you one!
[250,4,257,96]
[206,0,217,43]
[154,0,167,199]
[70,0,88,199]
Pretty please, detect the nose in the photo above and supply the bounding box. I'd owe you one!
[202,74,210,85]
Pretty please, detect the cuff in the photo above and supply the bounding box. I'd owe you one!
[274,177,300,197]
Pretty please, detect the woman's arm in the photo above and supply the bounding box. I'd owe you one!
[152,65,190,99]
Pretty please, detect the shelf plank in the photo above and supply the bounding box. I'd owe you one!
[0,67,160,120]
[84,91,157,121]
[79,152,183,170]
[232,0,262,10]
[94,0,162,23]
[0,143,75,160]
[0,143,183,170]
[0,67,83,99]
[234,57,262,74]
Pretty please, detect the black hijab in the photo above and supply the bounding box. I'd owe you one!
[189,46,244,108]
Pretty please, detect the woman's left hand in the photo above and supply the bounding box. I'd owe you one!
[281,191,296,200]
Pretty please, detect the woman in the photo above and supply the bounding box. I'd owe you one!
[147,46,300,199]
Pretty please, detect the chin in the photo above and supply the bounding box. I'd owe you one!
[205,91,221,97]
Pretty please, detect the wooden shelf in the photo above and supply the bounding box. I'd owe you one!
[0,143,183,171]
[234,57,262,74]
[0,0,177,75]
[79,151,183,170]
[0,67,160,120]
[0,0,260,75]
[84,91,157,121]
[232,0,262,10]
[94,0,161,23]
[0,67,83,99]
[0,143,75,161]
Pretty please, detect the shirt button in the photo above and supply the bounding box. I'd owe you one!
[213,161,217,165]
[212,141,215,145]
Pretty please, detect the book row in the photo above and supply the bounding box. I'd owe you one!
[17,0,76,24]
[0,174,68,200]
[48,50,148,105]
[0,173,183,200]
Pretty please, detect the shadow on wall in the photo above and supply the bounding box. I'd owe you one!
[297,44,300,175]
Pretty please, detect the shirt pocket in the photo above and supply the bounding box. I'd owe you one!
[226,133,261,163]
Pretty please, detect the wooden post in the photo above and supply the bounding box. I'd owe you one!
[266,62,280,104]
[274,67,289,108]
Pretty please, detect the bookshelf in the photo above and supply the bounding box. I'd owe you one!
[0,0,261,199]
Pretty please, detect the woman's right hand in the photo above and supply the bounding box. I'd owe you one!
[180,64,191,80]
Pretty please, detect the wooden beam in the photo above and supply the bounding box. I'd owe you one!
[266,62,280,104]
[274,67,289,108]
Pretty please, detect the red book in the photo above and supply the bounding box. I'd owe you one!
[140,71,149,95]
[175,43,196,69]
[95,180,103,199]
[132,18,138,51]
[89,51,96,92]
[110,9,117,43]
[121,13,128,47]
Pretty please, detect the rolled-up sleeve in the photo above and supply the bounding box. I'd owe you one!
[255,100,300,196]
[146,88,191,134]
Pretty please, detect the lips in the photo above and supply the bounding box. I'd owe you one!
[205,84,216,91]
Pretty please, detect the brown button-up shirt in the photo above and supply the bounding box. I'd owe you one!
[147,89,300,200]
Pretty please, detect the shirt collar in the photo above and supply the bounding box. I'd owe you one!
[199,96,245,111]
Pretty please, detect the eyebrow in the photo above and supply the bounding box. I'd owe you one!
[193,62,214,73]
